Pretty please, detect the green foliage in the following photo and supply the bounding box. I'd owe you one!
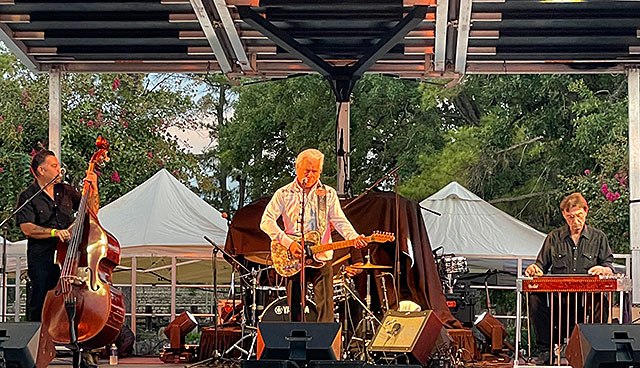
[0,49,201,241]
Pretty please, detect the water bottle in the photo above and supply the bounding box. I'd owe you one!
[109,343,118,365]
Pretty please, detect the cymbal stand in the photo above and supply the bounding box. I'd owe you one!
[378,275,390,313]
[223,268,260,359]
[348,251,381,362]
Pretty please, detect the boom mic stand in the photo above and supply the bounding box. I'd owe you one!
[0,169,65,322]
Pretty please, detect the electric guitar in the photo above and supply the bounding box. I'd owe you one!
[271,230,395,277]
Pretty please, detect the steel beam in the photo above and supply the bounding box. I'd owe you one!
[455,0,472,73]
[237,6,335,77]
[213,0,251,71]
[0,22,39,71]
[434,0,449,71]
[190,0,233,73]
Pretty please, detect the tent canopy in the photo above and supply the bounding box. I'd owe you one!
[98,169,228,258]
[420,182,546,271]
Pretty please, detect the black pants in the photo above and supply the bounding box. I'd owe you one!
[287,262,333,323]
[529,292,608,352]
[27,255,60,321]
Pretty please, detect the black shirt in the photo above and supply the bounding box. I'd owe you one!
[15,182,81,259]
[534,225,614,274]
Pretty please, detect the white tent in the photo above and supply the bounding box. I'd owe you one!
[420,182,546,272]
[98,169,228,258]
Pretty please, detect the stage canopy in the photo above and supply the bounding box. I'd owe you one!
[97,168,228,258]
[0,0,638,76]
[420,181,546,261]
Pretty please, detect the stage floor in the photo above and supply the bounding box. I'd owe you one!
[50,356,189,368]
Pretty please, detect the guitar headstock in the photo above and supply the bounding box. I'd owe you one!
[370,231,395,243]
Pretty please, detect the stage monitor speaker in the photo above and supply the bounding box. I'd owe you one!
[0,322,40,368]
[257,322,341,362]
[566,323,640,368]
[369,310,449,367]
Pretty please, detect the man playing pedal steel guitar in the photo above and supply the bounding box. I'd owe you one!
[260,148,366,323]
[524,192,614,365]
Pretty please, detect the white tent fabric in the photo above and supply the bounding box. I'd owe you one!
[420,182,546,272]
[0,236,27,272]
[98,169,228,258]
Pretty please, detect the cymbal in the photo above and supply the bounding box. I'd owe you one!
[351,261,392,270]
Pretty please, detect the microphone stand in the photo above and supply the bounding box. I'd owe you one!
[0,170,64,322]
[203,236,250,359]
[299,184,306,323]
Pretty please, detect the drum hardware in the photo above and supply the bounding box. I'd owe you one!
[347,251,388,362]
[435,253,469,294]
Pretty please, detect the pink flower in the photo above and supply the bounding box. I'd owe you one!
[94,169,101,176]
[30,149,37,157]
[88,88,95,96]
[17,125,23,132]
[584,169,590,175]
[614,174,619,179]
[606,192,615,202]
[79,118,84,122]
[172,169,179,176]
[157,160,163,167]
[110,171,121,183]
[86,120,94,127]
[620,177,627,186]
[146,152,153,158]
[122,121,129,128]
[112,77,120,91]
[0,116,3,121]
[624,232,628,237]
[0,168,4,173]
[601,184,609,195]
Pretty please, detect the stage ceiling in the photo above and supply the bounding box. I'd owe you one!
[1,0,639,79]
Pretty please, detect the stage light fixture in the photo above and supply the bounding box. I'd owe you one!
[160,311,198,363]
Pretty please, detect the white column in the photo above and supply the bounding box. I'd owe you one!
[48,69,62,160]
[336,102,351,196]
[131,256,137,336]
[171,256,177,321]
[628,68,640,304]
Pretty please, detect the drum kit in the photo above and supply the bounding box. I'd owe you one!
[215,249,395,361]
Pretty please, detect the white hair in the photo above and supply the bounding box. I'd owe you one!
[295,149,324,168]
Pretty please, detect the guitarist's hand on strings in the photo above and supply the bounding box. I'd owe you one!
[289,241,303,258]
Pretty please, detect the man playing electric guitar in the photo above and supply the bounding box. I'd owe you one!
[260,149,367,323]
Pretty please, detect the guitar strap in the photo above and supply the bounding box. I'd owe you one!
[316,184,327,240]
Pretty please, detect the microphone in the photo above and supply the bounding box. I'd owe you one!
[391,322,402,336]
[59,168,66,176]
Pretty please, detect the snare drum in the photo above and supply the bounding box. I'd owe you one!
[439,255,469,275]
[260,297,317,322]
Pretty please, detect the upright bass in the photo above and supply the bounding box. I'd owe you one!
[37,137,125,368]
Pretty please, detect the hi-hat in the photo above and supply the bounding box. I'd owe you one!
[351,261,392,270]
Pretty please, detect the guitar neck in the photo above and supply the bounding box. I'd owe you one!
[311,236,370,254]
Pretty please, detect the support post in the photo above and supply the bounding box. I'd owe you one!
[336,101,351,196]
[628,68,640,304]
[131,256,137,336]
[14,257,21,322]
[171,256,177,321]
[48,69,62,160]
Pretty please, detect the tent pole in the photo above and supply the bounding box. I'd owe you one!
[131,256,137,337]
[171,257,177,321]
[14,256,21,322]
[628,67,640,304]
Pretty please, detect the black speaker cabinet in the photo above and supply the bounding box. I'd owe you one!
[257,322,341,362]
[0,322,40,368]
[369,310,449,366]
[566,323,640,368]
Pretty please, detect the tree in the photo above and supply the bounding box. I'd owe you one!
[0,48,202,241]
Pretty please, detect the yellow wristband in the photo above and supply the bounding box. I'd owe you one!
[51,229,56,238]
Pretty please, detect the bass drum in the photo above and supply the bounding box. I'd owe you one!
[260,297,317,322]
